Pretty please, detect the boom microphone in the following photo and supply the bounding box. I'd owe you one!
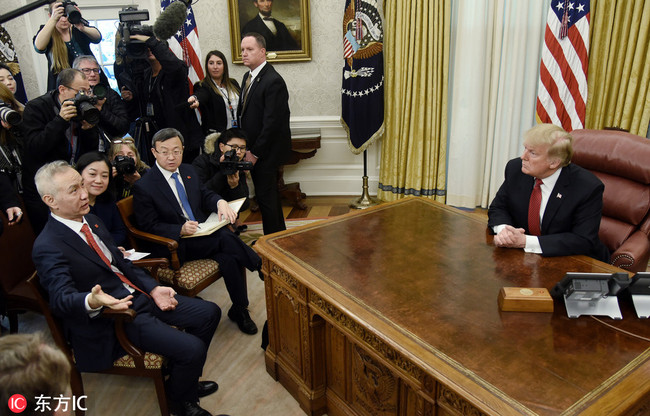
[153,0,188,41]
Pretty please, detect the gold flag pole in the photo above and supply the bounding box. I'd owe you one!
[350,150,379,209]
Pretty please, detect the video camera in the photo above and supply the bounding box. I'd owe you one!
[67,91,100,125]
[221,149,253,175]
[117,7,153,59]
[0,100,21,126]
[112,155,136,176]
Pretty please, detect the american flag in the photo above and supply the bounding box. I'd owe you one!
[536,0,590,131]
[160,0,204,94]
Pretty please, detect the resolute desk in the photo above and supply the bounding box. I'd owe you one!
[255,198,650,416]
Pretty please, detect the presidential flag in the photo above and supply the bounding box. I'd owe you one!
[536,0,590,131]
[341,0,384,154]
[0,25,28,104]
[160,0,204,93]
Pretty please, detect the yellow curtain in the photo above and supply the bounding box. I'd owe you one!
[377,1,451,202]
[586,0,650,136]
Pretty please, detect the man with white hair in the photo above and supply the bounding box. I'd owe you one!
[32,160,223,416]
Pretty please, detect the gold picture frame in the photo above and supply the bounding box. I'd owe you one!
[228,0,311,63]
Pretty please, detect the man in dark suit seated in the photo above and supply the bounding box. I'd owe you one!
[133,127,262,335]
[31,161,222,416]
[488,123,610,262]
[241,0,299,51]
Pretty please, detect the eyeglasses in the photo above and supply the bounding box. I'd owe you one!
[80,68,101,74]
[225,143,247,152]
[112,138,135,144]
[64,85,93,96]
[154,148,183,157]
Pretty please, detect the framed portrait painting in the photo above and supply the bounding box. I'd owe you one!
[228,0,311,63]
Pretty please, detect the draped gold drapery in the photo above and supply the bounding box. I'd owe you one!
[586,0,650,136]
[377,1,451,202]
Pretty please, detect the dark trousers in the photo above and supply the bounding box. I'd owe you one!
[252,167,286,235]
[180,228,261,307]
[125,293,220,402]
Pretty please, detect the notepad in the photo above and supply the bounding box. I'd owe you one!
[182,197,246,238]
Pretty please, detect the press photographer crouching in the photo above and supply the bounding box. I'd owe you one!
[192,128,252,234]
[22,68,103,233]
[108,137,150,199]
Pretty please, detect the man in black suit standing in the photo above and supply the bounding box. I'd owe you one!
[241,0,299,51]
[133,127,261,334]
[488,123,609,262]
[238,33,291,235]
[32,160,221,416]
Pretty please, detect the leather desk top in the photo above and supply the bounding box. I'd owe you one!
[257,197,650,415]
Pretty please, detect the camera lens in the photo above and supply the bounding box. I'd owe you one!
[0,106,21,126]
[65,4,82,24]
[77,101,100,125]
[92,84,108,100]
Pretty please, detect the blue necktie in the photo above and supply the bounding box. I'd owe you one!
[171,172,196,221]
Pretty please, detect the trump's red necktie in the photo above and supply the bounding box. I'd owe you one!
[528,178,543,236]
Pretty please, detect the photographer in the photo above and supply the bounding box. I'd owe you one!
[108,137,149,199]
[34,1,107,92]
[192,128,251,215]
[120,35,203,165]
[73,55,129,139]
[0,82,24,193]
[22,68,101,233]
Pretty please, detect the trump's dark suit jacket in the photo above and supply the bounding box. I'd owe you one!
[241,15,299,51]
[32,214,160,372]
[237,63,291,171]
[488,158,610,262]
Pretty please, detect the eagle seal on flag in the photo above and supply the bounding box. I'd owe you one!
[341,0,384,154]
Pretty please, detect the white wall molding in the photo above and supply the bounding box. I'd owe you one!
[285,116,381,196]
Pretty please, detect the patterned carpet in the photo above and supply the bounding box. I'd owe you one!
[239,218,326,246]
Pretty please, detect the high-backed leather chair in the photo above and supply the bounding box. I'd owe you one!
[571,129,650,272]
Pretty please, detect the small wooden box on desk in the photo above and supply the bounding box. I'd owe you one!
[498,287,554,312]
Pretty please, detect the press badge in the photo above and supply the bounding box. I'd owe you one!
[146,102,155,116]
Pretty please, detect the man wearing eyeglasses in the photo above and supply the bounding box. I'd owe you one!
[22,68,103,233]
[192,128,251,217]
[73,55,129,139]
[133,127,262,336]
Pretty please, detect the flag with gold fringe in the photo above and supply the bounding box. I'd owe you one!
[341,0,384,154]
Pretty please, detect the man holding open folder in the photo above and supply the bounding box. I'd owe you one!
[133,127,262,334]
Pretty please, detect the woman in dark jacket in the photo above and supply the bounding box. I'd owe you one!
[191,50,241,136]
[76,151,127,247]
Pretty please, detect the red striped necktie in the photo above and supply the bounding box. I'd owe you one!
[80,223,150,298]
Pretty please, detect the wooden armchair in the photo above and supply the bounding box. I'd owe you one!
[27,261,170,416]
[116,196,221,297]
[571,129,650,272]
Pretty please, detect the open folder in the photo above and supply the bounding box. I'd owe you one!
[182,197,246,238]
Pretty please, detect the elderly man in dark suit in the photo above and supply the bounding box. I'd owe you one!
[238,32,291,235]
[31,160,222,416]
[133,127,261,335]
[241,0,299,51]
[488,123,609,262]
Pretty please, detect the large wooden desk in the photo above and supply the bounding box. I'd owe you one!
[255,198,650,416]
